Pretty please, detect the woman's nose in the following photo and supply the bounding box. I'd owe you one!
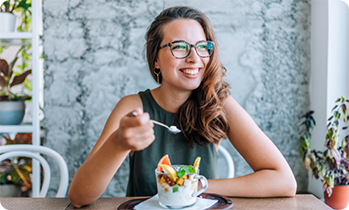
[185,47,200,63]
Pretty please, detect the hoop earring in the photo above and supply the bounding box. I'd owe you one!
[154,68,161,85]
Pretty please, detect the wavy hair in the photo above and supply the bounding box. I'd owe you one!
[146,6,230,147]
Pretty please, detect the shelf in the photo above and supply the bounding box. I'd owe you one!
[0,0,42,197]
[0,32,34,39]
[0,125,33,133]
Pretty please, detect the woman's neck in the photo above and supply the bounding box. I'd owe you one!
[150,86,192,113]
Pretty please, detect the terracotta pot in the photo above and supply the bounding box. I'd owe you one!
[324,185,349,210]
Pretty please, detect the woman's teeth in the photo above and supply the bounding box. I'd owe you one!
[181,69,199,75]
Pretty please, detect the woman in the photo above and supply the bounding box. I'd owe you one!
[69,6,297,208]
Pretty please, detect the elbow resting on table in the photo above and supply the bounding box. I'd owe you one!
[69,188,96,208]
[280,177,297,197]
[69,190,84,208]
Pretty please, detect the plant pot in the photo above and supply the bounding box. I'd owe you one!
[324,184,349,210]
[0,13,17,33]
[0,184,21,197]
[0,101,26,125]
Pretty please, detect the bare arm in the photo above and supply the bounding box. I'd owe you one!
[68,95,155,207]
[206,96,297,197]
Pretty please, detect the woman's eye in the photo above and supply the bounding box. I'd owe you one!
[173,44,187,51]
[197,44,207,50]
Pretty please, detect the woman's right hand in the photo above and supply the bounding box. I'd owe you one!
[117,108,155,151]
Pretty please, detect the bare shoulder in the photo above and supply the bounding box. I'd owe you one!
[100,93,143,136]
[108,94,143,123]
[116,94,143,110]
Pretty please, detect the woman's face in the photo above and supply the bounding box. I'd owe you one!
[155,19,209,92]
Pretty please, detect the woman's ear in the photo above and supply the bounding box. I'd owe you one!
[154,61,160,69]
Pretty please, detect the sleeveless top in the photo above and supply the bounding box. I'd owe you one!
[126,89,218,196]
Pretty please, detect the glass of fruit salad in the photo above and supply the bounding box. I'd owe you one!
[155,155,208,209]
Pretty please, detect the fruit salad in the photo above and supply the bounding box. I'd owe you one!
[155,155,201,208]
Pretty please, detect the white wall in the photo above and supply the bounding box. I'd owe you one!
[310,0,348,198]
[328,0,348,105]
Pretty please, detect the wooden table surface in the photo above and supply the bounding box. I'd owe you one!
[0,194,332,210]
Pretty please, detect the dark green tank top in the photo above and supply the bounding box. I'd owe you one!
[126,89,218,196]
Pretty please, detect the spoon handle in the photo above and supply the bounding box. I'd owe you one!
[151,120,169,129]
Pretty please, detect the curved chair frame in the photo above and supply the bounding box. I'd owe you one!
[218,145,235,178]
[0,145,68,197]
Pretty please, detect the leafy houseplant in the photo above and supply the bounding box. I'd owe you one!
[0,45,32,125]
[299,96,349,198]
[0,0,31,14]
[0,133,32,194]
[0,46,31,101]
[0,0,32,32]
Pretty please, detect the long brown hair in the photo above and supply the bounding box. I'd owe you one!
[146,6,230,147]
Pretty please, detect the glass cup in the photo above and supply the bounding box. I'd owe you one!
[155,165,208,209]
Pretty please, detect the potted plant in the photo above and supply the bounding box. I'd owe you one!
[0,0,31,33]
[0,133,32,197]
[299,96,349,209]
[0,45,31,125]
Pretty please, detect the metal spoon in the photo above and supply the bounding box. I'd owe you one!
[150,120,181,134]
[131,111,181,134]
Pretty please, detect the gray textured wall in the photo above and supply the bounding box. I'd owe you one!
[43,0,310,197]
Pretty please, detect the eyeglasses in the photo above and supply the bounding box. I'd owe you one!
[159,40,215,59]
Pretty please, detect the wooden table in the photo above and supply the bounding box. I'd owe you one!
[0,194,332,210]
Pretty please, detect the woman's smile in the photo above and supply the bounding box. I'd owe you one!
[179,67,202,78]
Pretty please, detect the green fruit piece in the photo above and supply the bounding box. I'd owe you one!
[172,184,179,192]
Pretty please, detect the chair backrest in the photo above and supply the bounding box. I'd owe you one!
[218,144,234,178]
[0,145,68,197]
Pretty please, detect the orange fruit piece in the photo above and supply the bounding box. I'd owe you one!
[157,154,171,172]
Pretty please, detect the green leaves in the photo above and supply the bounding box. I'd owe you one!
[299,96,349,191]
[334,111,341,120]
[177,165,196,178]
[0,0,32,23]
[177,170,185,178]
[16,0,31,11]
[11,166,30,185]
[328,128,334,140]
[342,104,348,121]
[0,172,7,183]
[0,157,32,186]
[300,136,310,149]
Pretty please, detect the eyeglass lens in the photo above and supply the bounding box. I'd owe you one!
[171,41,213,58]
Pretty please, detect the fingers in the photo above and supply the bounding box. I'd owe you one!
[122,120,153,139]
[117,108,155,151]
[129,129,155,151]
[121,108,152,129]
[128,107,143,117]
[119,126,155,151]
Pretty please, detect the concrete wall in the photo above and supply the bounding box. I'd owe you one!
[43,0,310,196]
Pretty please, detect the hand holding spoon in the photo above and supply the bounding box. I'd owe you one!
[131,111,181,134]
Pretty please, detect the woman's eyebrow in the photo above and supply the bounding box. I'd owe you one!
[171,40,186,42]
[171,40,206,43]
